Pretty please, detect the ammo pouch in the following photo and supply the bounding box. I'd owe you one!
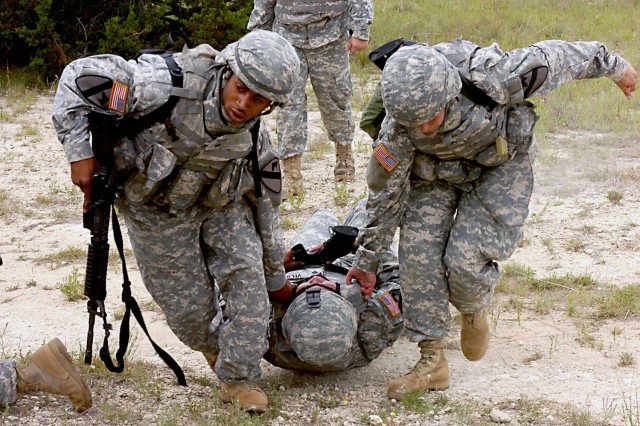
[475,102,538,167]
[124,144,177,205]
[412,153,482,188]
[204,158,253,209]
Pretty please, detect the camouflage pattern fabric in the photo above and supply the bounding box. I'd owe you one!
[0,359,18,406]
[353,40,628,342]
[52,36,291,383]
[248,0,373,158]
[264,199,404,372]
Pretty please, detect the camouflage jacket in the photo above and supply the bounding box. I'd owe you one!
[353,40,628,273]
[248,0,373,48]
[51,44,287,292]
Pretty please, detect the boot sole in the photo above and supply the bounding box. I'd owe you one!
[387,379,450,400]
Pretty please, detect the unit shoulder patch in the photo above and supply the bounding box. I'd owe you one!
[373,144,398,172]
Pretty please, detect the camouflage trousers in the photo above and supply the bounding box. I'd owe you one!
[277,33,354,159]
[116,197,270,383]
[399,148,534,341]
[0,359,18,406]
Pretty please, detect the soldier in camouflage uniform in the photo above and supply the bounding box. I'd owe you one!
[52,30,300,412]
[346,39,637,400]
[265,199,404,372]
[247,0,374,196]
[0,338,92,412]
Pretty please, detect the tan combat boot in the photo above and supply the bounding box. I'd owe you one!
[282,155,303,198]
[16,338,92,412]
[387,339,449,400]
[334,143,355,182]
[460,309,490,361]
[220,382,268,413]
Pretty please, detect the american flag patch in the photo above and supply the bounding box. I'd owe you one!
[109,81,129,112]
[373,144,398,172]
[378,292,400,317]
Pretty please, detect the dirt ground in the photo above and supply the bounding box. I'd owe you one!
[0,94,639,425]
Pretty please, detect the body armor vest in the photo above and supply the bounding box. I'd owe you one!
[409,39,536,166]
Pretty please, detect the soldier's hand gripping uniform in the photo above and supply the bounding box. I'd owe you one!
[346,39,637,399]
[248,0,374,194]
[265,199,404,372]
[52,30,300,413]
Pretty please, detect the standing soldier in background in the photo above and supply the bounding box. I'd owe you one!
[247,0,374,197]
[347,38,637,399]
[52,30,300,413]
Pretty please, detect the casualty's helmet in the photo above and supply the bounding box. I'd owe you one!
[221,30,299,105]
[282,289,358,368]
[380,44,462,126]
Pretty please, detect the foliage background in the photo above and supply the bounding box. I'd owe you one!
[0,0,253,79]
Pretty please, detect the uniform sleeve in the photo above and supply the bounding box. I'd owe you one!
[247,0,277,31]
[470,40,628,104]
[52,54,173,163]
[348,0,373,40]
[352,121,415,273]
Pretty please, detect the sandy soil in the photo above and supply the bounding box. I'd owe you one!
[0,95,639,425]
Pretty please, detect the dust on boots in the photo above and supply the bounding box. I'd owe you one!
[387,339,449,400]
[219,382,268,413]
[460,309,489,361]
[16,338,92,412]
[282,155,304,198]
[334,144,355,182]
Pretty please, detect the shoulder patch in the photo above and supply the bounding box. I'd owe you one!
[109,81,129,113]
[75,75,113,108]
[260,157,281,193]
[378,291,400,317]
[373,143,398,172]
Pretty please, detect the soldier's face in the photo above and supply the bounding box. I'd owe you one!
[418,108,446,136]
[295,276,337,295]
[222,74,272,123]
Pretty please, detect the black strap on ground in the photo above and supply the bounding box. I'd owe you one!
[99,205,187,386]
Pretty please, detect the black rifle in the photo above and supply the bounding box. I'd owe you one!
[82,112,186,385]
[83,113,117,366]
[291,225,359,266]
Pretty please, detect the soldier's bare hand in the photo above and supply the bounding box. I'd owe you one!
[70,158,98,212]
[616,63,638,99]
[346,37,368,54]
[346,266,376,297]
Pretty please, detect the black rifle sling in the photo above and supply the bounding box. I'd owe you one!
[249,120,263,198]
[99,205,187,386]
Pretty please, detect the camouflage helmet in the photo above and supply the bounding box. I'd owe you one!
[380,44,462,126]
[221,30,299,105]
[282,290,358,368]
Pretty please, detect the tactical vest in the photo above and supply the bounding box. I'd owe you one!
[119,47,271,210]
[275,0,348,24]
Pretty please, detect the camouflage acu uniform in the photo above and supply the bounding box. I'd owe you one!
[265,199,404,372]
[353,40,628,342]
[0,359,18,406]
[52,37,290,383]
[248,0,373,157]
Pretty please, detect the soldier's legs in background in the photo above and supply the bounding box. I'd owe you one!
[201,200,269,384]
[307,36,355,180]
[117,201,218,355]
[278,46,309,197]
[399,181,459,342]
